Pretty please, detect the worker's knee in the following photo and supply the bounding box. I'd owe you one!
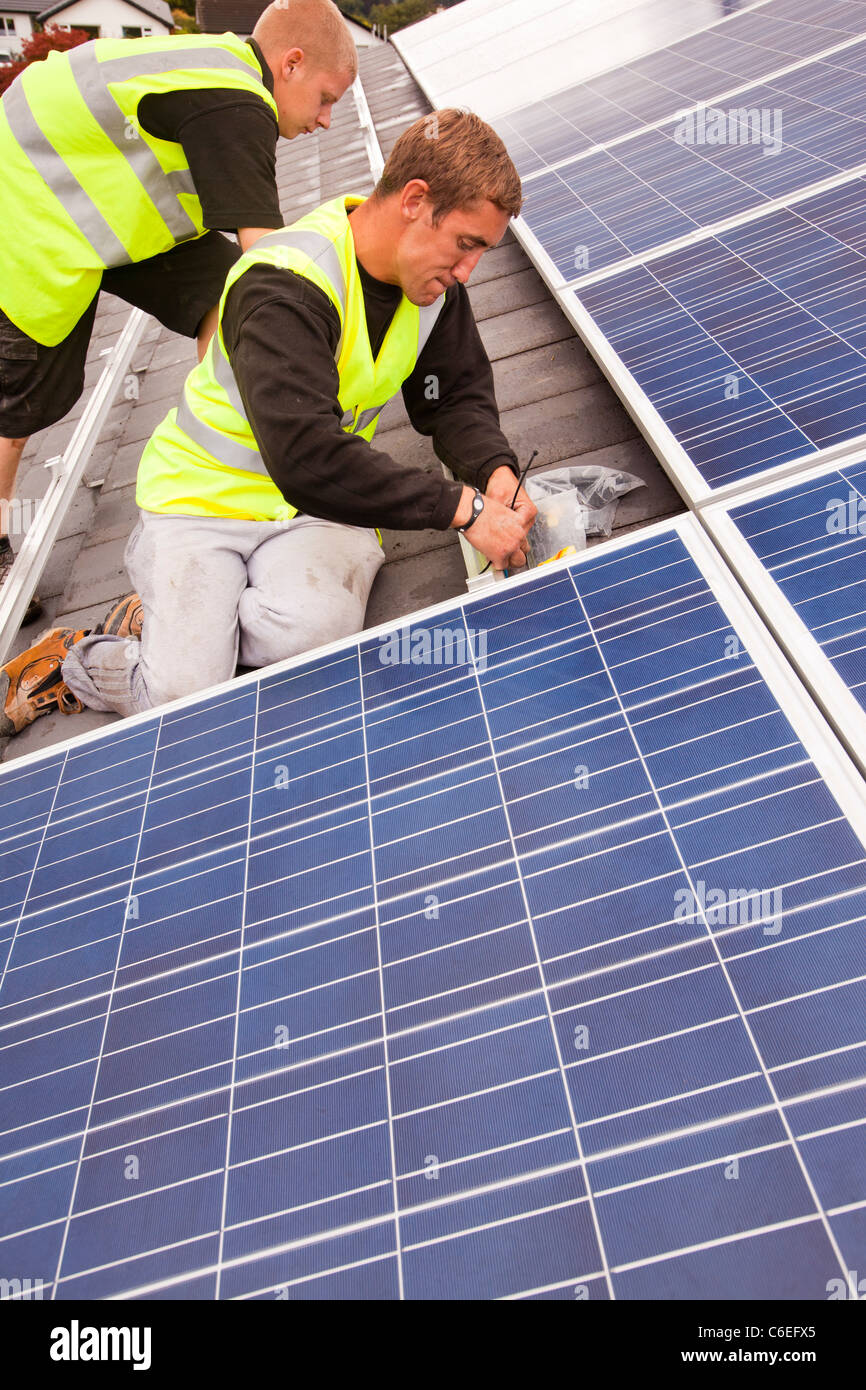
[140,651,235,709]
[238,588,364,668]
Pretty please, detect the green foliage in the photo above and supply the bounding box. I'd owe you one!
[171,7,199,31]
[368,0,438,33]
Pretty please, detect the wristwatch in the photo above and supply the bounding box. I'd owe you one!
[456,488,485,534]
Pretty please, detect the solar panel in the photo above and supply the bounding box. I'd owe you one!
[704,455,866,770]
[567,179,866,502]
[2,516,865,1300]
[393,0,758,122]
[520,42,866,285]
[493,0,866,177]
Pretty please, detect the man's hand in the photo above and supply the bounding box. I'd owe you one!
[451,482,532,570]
[483,464,538,568]
[485,462,537,519]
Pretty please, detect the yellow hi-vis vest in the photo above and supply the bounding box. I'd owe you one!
[135,194,445,522]
[0,33,278,345]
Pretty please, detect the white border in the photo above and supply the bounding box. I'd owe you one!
[702,452,866,776]
[677,512,866,842]
[351,71,385,182]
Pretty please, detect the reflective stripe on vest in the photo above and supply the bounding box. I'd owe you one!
[174,227,353,476]
[66,45,206,242]
[2,81,128,264]
[0,35,276,344]
[175,246,445,477]
[136,195,450,520]
[346,304,443,432]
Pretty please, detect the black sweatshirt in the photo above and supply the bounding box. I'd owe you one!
[220,252,519,532]
[136,38,283,233]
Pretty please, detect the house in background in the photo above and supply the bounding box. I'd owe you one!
[0,0,41,58]
[195,0,381,44]
[36,0,172,40]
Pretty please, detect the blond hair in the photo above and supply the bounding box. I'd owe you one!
[253,0,358,79]
[374,109,522,223]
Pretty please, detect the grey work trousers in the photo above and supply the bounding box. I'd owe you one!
[62,509,386,717]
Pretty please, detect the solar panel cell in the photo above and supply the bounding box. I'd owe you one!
[726,460,866,723]
[1,521,864,1299]
[577,189,866,490]
[495,0,866,176]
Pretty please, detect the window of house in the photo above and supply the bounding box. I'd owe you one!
[122,25,142,36]
[0,16,17,32]
[76,24,101,37]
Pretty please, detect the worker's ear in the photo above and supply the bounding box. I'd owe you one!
[400,179,431,223]
[282,46,304,80]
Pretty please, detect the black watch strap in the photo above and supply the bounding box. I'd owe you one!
[457,488,485,534]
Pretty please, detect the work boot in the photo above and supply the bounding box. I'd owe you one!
[0,627,87,736]
[96,593,143,641]
[0,534,43,625]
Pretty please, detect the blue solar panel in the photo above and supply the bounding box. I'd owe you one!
[1,522,864,1300]
[728,459,866,718]
[577,180,866,493]
[495,0,866,177]
[522,43,866,283]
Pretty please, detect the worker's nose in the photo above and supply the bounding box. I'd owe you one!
[452,250,483,284]
[318,108,331,130]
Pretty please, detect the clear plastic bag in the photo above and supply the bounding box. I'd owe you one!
[525,464,646,564]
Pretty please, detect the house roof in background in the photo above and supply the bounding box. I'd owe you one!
[38,0,173,22]
[195,0,382,40]
[0,0,44,15]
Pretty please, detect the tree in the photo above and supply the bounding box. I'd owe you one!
[0,24,91,95]
[369,0,438,32]
[171,7,199,32]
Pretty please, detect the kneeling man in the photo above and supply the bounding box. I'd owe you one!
[1,111,536,734]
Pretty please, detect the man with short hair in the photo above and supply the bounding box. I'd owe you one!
[0,110,537,735]
[0,0,357,618]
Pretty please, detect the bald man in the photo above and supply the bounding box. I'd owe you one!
[0,0,356,620]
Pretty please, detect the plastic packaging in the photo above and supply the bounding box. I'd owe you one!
[525,464,646,566]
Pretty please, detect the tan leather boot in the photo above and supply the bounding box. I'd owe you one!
[97,593,143,641]
[0,627,87,736]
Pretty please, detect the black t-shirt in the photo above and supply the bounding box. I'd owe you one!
[220,245,519,533]
[136,37,283,233]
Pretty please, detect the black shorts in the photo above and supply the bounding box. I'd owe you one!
[0,230,241,438]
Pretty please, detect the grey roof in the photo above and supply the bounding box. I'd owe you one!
[194,0,377,36]
[194,0,264,35]
[1,40,682,763]
[0,0,43,14]
[37,0,172,23]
